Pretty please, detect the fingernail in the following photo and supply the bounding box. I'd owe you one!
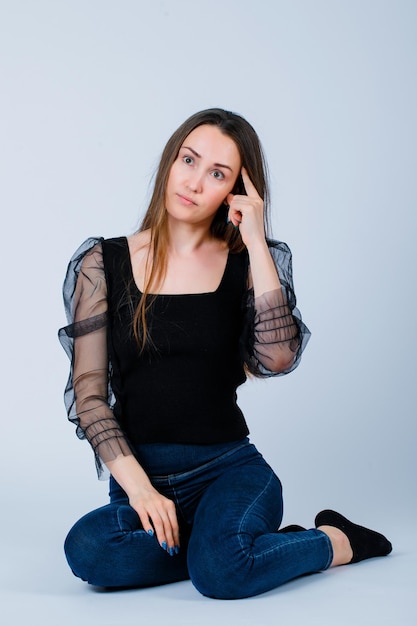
[175,545,180,555]
[147,529,154,536]
[169,547,175,557]
[162,541,167,550]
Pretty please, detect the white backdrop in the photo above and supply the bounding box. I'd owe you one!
[0,0,416,614]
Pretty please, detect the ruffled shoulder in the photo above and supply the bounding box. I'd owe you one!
[58,237,118,479]
[61,237,105,328]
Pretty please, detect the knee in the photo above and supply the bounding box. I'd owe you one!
[64,504,139,585]
[188,537,251,599]
[64,515,101,583]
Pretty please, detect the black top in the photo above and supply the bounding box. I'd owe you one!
[59,236,310,478]
[102,237,249,444]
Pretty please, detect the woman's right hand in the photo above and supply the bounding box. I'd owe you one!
[106,454,180,555]
[129,485,180,555]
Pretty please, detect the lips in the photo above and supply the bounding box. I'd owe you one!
[176,193,197,206]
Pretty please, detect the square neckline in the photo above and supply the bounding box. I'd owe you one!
[122,236,232,297]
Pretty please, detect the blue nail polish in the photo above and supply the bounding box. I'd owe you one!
[147,529,154,537]
[162,541,167,550]
[175,545,180,554]
[169,547,174,557]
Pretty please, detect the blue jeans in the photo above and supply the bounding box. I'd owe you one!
[64,439,332,599]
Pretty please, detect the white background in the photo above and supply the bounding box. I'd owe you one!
[1,1,416,624]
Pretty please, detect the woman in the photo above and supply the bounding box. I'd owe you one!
[59,108,391,599]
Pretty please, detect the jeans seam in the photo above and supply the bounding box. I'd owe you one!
[169,477,189,527]
[115,505,138,534]
[237,470,275,558]
[236,470,320,562]
[150,440,252,484]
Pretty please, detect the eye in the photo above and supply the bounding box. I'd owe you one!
[183,155,194,165]
[211,170,225,180]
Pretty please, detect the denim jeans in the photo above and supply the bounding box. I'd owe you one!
[64,439,332,599]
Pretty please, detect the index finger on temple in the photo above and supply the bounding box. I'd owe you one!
[241,167,257,195]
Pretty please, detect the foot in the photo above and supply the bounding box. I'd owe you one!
[317,524,353,566]
[315,509,392,565]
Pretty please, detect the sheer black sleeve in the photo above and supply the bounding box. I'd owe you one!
[243,239,311,377]
[58,238,133,478]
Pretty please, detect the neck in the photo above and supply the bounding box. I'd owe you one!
[166,217,215,256]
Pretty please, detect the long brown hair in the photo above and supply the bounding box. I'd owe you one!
[133,108,271,349]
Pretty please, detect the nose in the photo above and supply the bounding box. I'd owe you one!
[186,170,203,194]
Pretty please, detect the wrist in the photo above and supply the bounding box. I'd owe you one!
[247,240,282,297]
[245,235,269,256]
[107,454,153,497]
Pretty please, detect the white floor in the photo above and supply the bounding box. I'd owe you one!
[2,488,415,626]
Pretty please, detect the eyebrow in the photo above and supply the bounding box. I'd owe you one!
[181,146,234,172]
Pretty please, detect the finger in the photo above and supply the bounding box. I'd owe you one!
[146,500,178,553]
[136,503,169,551]
[161,501,180,554]
[167,506,180,549]
[227,203,242,227]
[240,166,258,197]
[148,509,169,548]
[227,212,242,228]
[137,510,155,538]
[225,195,240,227]
[226,192,234,206]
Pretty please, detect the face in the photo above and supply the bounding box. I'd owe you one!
[164,124,241,227]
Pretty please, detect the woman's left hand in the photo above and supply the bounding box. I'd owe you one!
[226,167,265,249]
